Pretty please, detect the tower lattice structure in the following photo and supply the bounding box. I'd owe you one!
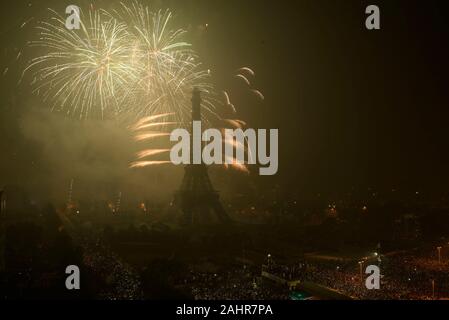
[174,88,230,224]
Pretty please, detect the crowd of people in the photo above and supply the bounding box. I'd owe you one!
[188,267,289,300]
[260,247,449,300]
[183,245,449,300]
[82,241,142,300]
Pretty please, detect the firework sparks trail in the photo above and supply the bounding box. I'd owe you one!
[223,155,250,173]
[251,89,265,101]
[223,91,231,104]
[131,112,175,130]
[224,136,248,160]
[133,121,178,131]
[130,113,250,173]
[233,66,265,104]
[238,67,255,77]
[223,119,247,129]
[130,111,173,168]
[235,74,251,86]
[130,160,172,168]
[134,132,171,141]
[136,149,170,159]
[223,91,236,113]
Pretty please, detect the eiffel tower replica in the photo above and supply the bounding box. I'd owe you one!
[174,88,231,224]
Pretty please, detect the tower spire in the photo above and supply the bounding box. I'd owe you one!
[190,87,202,164]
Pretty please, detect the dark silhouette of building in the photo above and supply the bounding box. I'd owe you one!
[174,88,230,224]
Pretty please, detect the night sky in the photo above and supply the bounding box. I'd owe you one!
[1,0,449,202]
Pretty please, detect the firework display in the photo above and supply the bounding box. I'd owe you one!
[22,2,222,122]
[4,0,448,309]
